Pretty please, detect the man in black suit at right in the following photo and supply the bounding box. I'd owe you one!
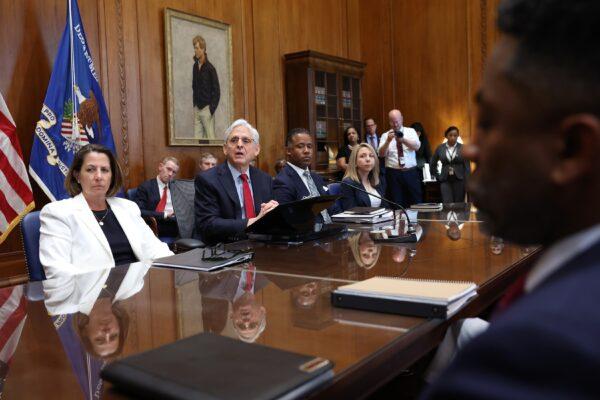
[423,0,600,398]
[194,119,278,245]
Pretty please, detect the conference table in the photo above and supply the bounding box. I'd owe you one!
[0,204,539,399]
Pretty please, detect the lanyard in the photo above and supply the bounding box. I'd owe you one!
[446,144,458,162]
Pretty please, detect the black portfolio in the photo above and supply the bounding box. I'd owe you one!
[101,333,334,400]
[246,195,344,243]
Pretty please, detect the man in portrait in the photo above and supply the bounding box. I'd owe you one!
[192,34,220,140]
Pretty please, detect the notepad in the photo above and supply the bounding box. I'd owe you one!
[332,208,394,224]
[409,203,443,211]
[331,277,477,319]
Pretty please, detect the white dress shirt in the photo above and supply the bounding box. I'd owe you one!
[525,223,600,292]
[378,127,421,169]
[366,185,382,207]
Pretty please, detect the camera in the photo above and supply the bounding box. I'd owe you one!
[394,129,404,139]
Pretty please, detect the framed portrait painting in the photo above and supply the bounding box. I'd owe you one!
[165,9,233,146]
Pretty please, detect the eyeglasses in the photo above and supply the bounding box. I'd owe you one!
[201,243,252,261]
[227,136,254,146]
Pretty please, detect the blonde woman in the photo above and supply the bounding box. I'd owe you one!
[340,143,389,210]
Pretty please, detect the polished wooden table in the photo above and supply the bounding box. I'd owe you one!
[1,206,539,399]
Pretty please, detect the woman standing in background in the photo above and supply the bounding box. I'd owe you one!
[336,126,361,179]
[430,126,470,203]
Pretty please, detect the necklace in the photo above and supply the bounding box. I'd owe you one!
[94,208,110,226]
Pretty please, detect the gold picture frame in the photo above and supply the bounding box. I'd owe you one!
[164,9,233,146]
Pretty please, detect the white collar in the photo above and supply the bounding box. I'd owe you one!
[525,223,600,292]
[287,161,309,176]
[156,176,169,190]
[227,161,249,180]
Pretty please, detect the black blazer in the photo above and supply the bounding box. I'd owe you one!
[430,143,470,181]
[273,165,341,217]
[340,177,389,211]
[132,178,168,220]
[194,163,274,245]
[423,240,600,399]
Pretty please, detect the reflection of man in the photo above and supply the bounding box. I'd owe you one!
[424,1,600,398]
[291,282,319,308]
[192,35,220,140]
[489,236,504,255]
[194,119,277,245]
[195,267,268,342]
[230,265,267,343]
[132,156,180,237]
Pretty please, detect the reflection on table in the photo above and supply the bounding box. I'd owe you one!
[2,215,539,399]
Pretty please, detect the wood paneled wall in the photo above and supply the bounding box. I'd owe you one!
[359,0,500,149]
[0,0,498,275]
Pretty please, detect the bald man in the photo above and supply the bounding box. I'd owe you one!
[378,109,422,207]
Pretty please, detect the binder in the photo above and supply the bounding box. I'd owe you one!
[101,333,334,400]
[331,277,477,319]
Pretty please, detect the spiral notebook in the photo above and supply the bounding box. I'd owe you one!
[331,277,477,319]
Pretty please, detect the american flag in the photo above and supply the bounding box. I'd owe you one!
[0,92,35,244]
[0,285,27,395]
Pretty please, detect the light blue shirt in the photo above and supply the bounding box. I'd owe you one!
[227,162,254,219]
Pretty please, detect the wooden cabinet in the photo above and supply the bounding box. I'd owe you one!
[284,51,366,176]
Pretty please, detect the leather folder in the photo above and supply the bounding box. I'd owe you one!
[101,333,334,400]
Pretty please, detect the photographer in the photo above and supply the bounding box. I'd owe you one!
[378,109,422,207]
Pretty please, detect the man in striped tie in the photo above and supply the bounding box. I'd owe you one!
[195,119,278,245]
[131,156,180,237]
[273,127,340,223]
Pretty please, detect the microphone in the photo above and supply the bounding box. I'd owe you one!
[327,179,418,237]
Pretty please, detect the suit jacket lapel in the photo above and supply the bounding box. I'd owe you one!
[357,182,370,206]
[250,166,267,213]
[218,163,242,217]
[74,194,112,257]
[311,172,328,196]
[286,166,310,199]
[150,178,160,206]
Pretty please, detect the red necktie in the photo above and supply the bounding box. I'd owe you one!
[240,173,256,218]
[493,274,527,317]
[244,264,256,292]
[396,135,405,167]
[155,186,168,212]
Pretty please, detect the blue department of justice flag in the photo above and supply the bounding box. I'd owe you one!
[29,0,116,201]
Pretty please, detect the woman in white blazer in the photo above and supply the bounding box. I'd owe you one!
[39,144,172,278]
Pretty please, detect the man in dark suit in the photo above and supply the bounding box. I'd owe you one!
[132,156,180,237]
[423,0,600,398]
[273,128,340,221]
[364,117,385,176]
[194,119,278,245]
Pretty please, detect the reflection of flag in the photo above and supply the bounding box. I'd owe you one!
[53,314,104,400]
[0,286,27,395]
[29,0,116,201]
[0,92,35,244]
